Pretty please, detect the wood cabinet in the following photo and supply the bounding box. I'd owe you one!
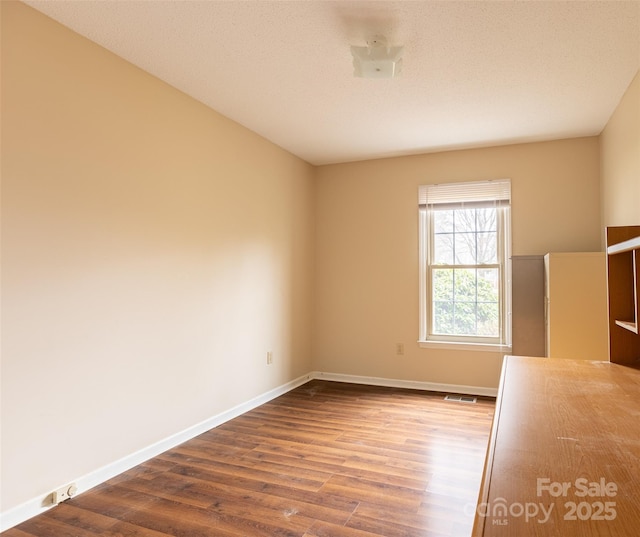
[544,252,608,360]
[472,356,640,537]
[606,225,640,366]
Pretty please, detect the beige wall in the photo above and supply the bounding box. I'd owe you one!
[1,1,314,512]
[601,70,640,228]
[313,138,601,389]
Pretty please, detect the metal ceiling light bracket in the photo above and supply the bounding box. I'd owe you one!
[351,36,403,79]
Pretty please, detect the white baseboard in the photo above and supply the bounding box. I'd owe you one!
[1,370,495,531]
[309,371,499,397]
[0,372,313,532]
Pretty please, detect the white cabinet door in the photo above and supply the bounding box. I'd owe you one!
[544,252,608,360]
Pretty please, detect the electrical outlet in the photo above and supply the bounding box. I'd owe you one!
[396,343,405,355]
[51,483,78,505]
[267,351,273,365]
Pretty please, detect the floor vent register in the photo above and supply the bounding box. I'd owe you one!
[444,394,478,403]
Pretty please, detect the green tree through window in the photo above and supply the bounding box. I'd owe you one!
[432,268,499,336]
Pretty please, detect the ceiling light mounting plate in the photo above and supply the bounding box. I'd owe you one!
[351,35,403,79]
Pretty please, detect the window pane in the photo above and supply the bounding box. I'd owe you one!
[431,268,500,338]
[432,269,453,301]
[453,268,477,301]
[433,301,453,334]
[432,269,453,334]
[453,301,476,335]
[454,233,476,264]
[452,269,478,335]
[477,303,499,336]
[478,268,499,302]
[454,209,476,232]
[476,208,497,231]
[433,210,453,233]
[477,232,497,264]
[434,234,453,264]
[477,266,499,336]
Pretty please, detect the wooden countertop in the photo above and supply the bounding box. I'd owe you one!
[472,356,640,536]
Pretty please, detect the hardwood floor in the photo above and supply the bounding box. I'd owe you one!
[3,381,495,537]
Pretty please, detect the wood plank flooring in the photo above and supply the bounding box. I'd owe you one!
[3,380,495,537]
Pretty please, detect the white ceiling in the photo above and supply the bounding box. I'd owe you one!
[24,0,640,166]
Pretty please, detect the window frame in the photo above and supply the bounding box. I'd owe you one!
[418,181,512,352]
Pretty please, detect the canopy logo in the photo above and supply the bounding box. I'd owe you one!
[467,477,618,525]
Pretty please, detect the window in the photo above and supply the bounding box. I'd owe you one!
[419,180,511,350]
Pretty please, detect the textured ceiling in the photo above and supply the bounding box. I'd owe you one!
[24,0,640,165]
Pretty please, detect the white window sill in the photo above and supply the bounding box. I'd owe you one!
[418,340,512,353]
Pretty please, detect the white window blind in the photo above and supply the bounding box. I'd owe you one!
[419,179,511,209]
